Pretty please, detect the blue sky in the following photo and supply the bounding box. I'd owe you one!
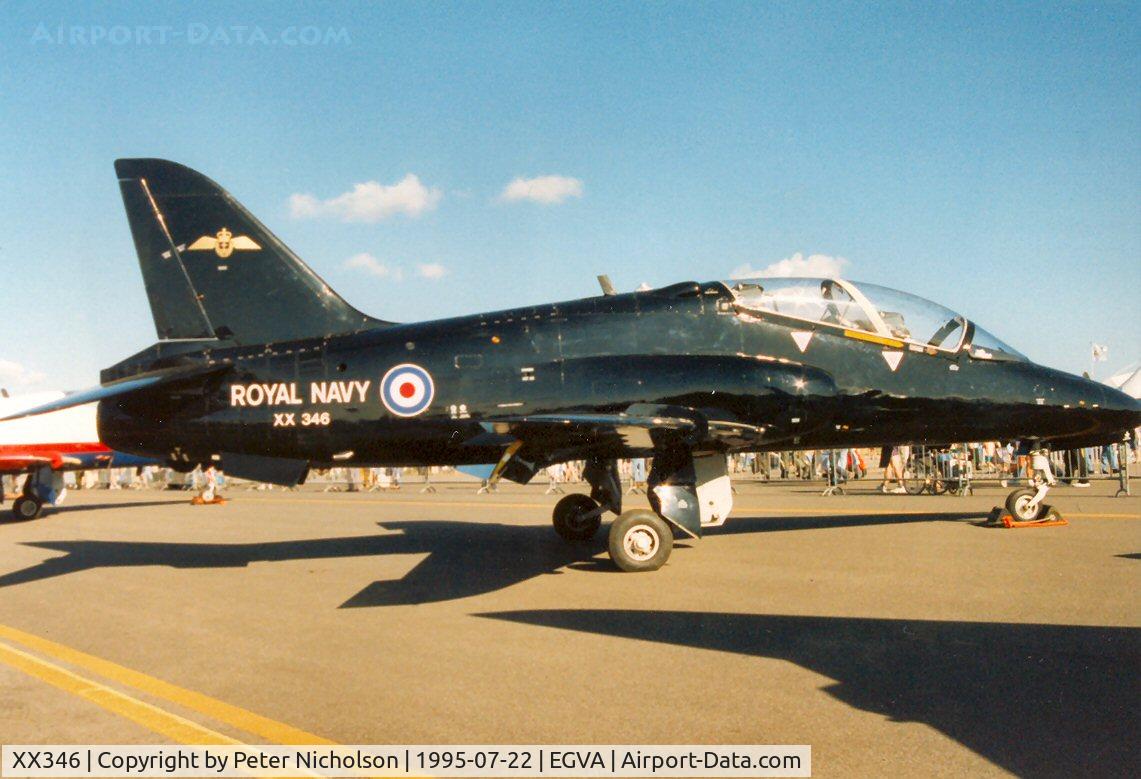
[1,1,1137,391]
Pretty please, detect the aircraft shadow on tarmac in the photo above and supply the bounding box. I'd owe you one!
[0,521,602,607]
[0,511,980,607]
[479,609,1141,778]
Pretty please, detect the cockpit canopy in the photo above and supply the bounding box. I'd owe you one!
[725,277,1025,361]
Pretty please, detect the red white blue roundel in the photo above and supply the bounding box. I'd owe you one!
[380,363,435,417]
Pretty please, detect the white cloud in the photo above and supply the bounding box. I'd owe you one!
[0,359,47,389]
[344,253,403,281]
[290,174,442,222]
[417,263,447,280]
[344,254,447,282]
[730,252,849,279]
[499,175,583,205]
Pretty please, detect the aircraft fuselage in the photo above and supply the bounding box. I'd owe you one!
[97,280,1133,471]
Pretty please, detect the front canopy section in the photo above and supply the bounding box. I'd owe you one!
[724,276,1026,360]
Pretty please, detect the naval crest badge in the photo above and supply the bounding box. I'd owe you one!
[187,227,261,259]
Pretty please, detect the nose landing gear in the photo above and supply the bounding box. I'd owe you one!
[1003,448,1058,522]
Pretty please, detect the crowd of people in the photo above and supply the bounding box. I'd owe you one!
[3,438,1136,502]
[728,441,1136,493]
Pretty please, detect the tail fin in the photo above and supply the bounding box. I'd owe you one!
[115,158,387,345]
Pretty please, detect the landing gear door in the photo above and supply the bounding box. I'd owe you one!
[693,452,732,528]
[651,450,733,538]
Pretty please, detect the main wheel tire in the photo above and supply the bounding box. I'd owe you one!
[608,509,673,572]
[1005,488,1045,521]
[12,496,42,521]
[552,494,602,541]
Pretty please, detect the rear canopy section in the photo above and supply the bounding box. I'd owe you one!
[115,158,387,346]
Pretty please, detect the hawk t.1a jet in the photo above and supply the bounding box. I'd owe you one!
[7,160,1138,569]
[1,391,156,519]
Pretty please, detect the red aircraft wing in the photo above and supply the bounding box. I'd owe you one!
[0,453,63,471]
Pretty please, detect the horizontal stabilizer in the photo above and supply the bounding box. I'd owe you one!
[0,363,230,422]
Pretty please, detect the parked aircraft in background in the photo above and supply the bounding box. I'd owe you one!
[7,159,1138,568]
[0,392,153,520]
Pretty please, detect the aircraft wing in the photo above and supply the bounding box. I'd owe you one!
[497,411,701,432]
[490,404,767,449]
[0,454,57,471]
[0,453,82,472]
[489,408,703,451]
[457,412,690,486]
[460,405,767,486]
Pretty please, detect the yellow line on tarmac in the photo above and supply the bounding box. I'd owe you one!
[249,496,1139,520]
[1067,512,1140,519]
[0,623,334,745]
[0,639,236,745]
[250,496,553,510]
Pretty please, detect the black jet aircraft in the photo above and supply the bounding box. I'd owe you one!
[9,159,1138,570]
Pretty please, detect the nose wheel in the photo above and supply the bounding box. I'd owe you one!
[608,510,673,572]
[1005,487,1047,522]
[1004,449,1057,522]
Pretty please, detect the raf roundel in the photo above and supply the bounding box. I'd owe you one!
[380,363,435,417]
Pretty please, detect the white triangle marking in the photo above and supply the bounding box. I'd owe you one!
[882,351,904,371]
[791,331,813,353]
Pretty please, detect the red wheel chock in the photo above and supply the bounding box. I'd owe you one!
[190,496,227,506]
[987,506,1067,528]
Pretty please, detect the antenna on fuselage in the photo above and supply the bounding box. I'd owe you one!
[597,275,617,296]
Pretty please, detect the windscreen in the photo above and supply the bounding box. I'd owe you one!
[853,282,967,351]
[727,277,969,352]
[967,325,1028,361]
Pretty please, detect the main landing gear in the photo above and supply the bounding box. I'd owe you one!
[7,466,63,521]
[552,493,603,541]
[12,494,44,520]
[551,456,619,543]
[608,510,673,572]
[550,449,733,572]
